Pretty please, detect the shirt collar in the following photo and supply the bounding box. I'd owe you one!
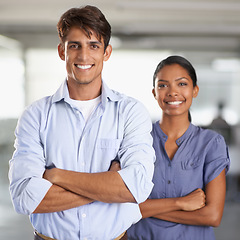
[51,79,122,106]
[154,121,194,146]
[51,79,69,103]
[176,123,194,146]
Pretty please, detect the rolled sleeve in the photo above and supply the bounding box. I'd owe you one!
[118,100,155,203]
[9,104,51,215]
[204,134,230,185]
[10,175,52,215]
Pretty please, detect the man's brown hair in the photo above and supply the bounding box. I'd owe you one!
[57,5,111,50]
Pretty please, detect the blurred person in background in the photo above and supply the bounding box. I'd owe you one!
[8,5,155,240]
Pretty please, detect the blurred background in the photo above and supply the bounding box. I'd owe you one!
[0,0,240,239]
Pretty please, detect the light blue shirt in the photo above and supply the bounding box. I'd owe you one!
[9,80,155,240]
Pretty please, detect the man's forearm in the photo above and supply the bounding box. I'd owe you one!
[44,168,136,203]
[33,184,93,213]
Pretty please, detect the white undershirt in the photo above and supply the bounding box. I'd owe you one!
[69,95,101,122]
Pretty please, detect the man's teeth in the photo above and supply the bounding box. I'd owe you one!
[76,65,92,69]
[167,101,183,105]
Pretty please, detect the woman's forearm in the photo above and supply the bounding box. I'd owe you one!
[140,188,205,219]
[151,170,226,227]
[153,203,221,227]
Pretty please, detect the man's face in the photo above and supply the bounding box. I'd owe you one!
[58,26,112,87]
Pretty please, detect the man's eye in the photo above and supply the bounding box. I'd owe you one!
[91,45,99,49]
[69,44,78,49]
[179,82,187,86]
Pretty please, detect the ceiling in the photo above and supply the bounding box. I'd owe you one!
[1,0,240,64]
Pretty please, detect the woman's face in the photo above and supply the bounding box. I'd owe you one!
[153,64,199,119]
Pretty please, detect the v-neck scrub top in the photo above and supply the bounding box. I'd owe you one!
[128,122,230,240]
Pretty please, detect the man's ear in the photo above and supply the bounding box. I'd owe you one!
[58,43,65,61]
[193,85,199,98]
[103,44,112,62]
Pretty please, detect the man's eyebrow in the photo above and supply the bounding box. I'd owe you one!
[68,41,80,45]
[68,41,103,45]
[89,40,102,45]
[67,41,102,45]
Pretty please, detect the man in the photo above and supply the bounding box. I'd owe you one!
[9,5,155,240]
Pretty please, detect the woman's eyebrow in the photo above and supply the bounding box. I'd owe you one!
[157,79,168,83]
[175,77,190,81]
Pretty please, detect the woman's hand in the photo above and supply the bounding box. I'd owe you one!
[177,188,206,211]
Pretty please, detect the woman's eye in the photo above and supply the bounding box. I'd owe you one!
[179,82,187,86]
[158,84,167,88]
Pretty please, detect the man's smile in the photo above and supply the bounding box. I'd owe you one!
[75,64,93,70]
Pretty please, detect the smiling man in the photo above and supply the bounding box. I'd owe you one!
[9,5,155,240]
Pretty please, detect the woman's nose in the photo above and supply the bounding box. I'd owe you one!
[167,86,178,96]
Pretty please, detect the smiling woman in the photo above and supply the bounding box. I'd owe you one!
[127,55,230,240]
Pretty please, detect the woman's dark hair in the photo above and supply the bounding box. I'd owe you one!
[153,55,197,122]
[57,5,111,51]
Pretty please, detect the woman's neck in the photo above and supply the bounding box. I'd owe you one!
[160,114,190,140]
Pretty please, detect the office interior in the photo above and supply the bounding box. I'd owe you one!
[0,1,240,239]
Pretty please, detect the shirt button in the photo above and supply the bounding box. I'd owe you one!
[177,140,181,144]
[168,180,171,184]
[82,213,86,218]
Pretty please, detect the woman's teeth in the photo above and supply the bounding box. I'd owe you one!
[167,101,183,105]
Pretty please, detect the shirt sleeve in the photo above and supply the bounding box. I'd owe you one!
[117,100,155,204]
[204,134,230,186]
[9,103,52,215]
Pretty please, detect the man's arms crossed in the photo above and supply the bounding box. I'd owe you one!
[34,184,93,213]
[34,161,133,213]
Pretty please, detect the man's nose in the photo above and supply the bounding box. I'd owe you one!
[78,47,89,61]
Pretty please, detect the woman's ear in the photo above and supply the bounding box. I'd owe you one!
[152,88,156,99]
[193,85,199,98]
[58,43,65,61]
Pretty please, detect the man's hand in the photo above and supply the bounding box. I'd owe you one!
[177,188,206,211]
[109,160,121,172]
[43,168,59,184]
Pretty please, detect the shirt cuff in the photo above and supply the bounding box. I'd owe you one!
[118,166,154,204]
[13,177,52,215]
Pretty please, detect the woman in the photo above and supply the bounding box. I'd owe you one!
[127,56,230,240]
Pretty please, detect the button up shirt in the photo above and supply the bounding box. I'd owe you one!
[128,121,230,240]
[9,80,155,240]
